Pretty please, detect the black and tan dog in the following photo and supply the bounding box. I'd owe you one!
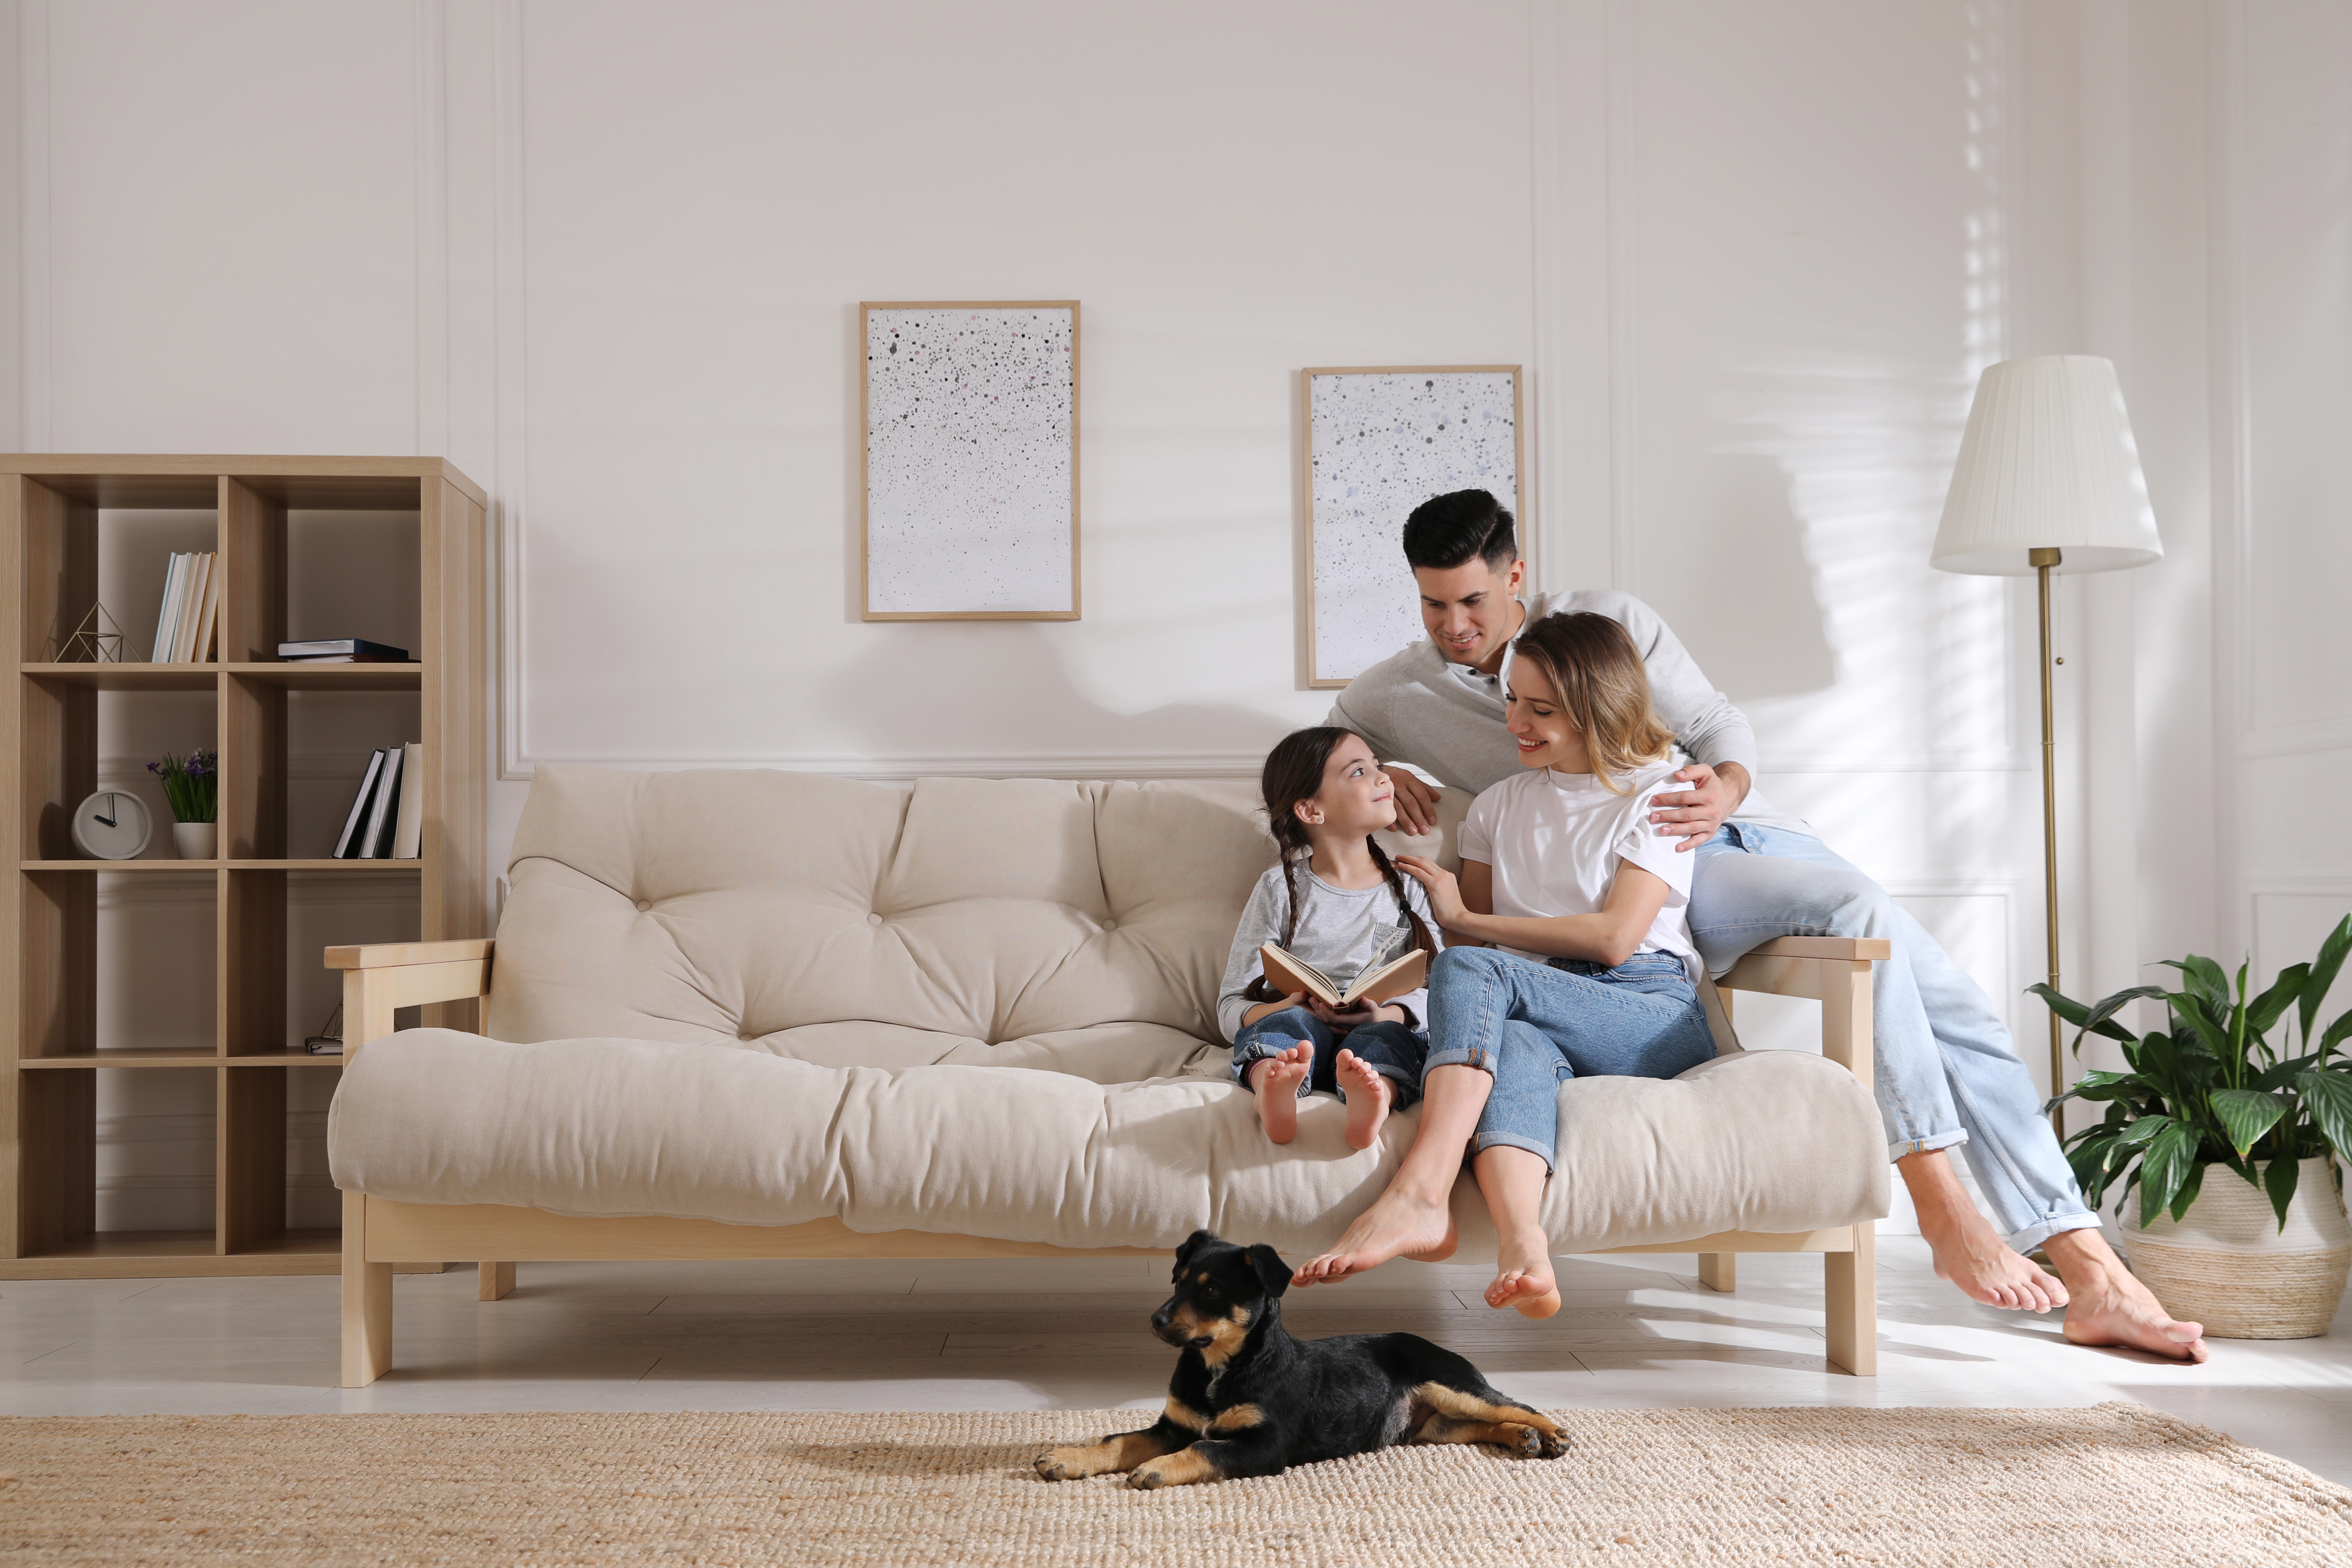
[1036,1230,1567,1489]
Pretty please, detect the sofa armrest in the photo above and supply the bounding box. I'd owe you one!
[1714,935,1887,1088]
[324,939,495,1056]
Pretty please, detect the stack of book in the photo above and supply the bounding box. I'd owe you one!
[151,552,220,663]
[333,743,426,859]
[279,638,410,664]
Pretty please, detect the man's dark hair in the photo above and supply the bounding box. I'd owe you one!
[1401,489,1518,572]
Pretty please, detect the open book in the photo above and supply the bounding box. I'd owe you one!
[1260,943,1428,1009]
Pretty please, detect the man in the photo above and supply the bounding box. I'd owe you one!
[1306,488,2204,1363]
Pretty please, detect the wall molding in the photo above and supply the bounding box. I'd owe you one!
[16,0,48,453]
[413,0,449,461]
[1602,0,1639,595]
[1760,749,2029,775]
[492,0,530,782]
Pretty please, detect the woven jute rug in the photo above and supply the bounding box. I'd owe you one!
[3,1401,2347,1566]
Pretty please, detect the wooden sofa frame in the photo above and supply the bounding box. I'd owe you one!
[327,933,1889,1388]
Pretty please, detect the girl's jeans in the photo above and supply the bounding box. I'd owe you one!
[1231,1008,1427,1108]
[1423,946,1717,1170]
[1692,822,2099,1251]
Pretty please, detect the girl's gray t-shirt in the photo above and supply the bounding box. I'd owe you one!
[1214,863,1444,1043]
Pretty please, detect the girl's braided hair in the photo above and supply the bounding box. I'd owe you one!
[1244,726,1439,1001]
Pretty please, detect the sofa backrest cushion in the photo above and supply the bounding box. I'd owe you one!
[487,765,1298,1049]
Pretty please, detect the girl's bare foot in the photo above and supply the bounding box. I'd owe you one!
[1251,1045,1314,1144]
[1486,1225,1562,1318]
[1337,1050,1394,1150]
[1292,1189,1459,1286]
[2044,1230,2210,1363]
[1899,1150,2066,1312]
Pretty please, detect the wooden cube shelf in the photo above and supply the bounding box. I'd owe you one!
[0,456,486,1278]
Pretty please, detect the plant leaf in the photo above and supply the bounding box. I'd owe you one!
[2028,982,2142,1046]
[2169,1157,2208,1223]
[2166,992,2234,1066]
[2320,1007,2352,1064]
[2301,915,2352,1048]
[2252,963,2310,1036]
[2111,1114,2173,1150]
[2296,1068,2352,1160]
[2045,1070,2139,1108]
[2162,955,2234,1010]
[2210,1088,2291,1158]
[2266,1155,2302,1232]
[2135,1122,2198,1227]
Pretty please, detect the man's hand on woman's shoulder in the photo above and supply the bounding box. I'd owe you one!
[1649,761,1749,852]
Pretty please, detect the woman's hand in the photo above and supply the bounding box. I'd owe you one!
[1393,854,1467,928]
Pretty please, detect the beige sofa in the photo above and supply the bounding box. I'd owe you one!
[327,765,1890,1387]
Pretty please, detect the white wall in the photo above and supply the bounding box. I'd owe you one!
[10,0,2345,1230]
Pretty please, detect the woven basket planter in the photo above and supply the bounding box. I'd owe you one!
[2120,1156,2352,1339]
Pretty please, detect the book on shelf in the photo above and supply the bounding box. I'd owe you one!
[150,553,185,662]
[149,551,219,663]
[360,744,404,859]
[390,742,425,859]
[331,749,388,859]
[278,638,411,663]
[1258,943,1428,1009]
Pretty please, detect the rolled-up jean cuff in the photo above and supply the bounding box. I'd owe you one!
[1421,1046,1497,1077]
[2009,1210,2101,1254]
[1887,1128,1969,1162]
[1472,1129,1555,1174]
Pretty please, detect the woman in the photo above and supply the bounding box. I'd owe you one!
[1292,611,1719,1317]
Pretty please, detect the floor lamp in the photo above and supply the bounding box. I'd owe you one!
[1931,356,2164,1133]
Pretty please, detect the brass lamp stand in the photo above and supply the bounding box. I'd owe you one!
[2031,545,2063,1134]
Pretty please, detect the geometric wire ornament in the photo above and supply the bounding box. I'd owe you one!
[44,602,127,663]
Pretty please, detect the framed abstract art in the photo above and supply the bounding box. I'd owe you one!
[1300,365,1524,687]
[860,301,1080,621]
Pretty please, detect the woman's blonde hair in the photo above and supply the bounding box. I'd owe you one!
[1510,611,1674,794]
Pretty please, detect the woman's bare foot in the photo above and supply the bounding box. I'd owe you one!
[1337,1050,1394,1150]
[2044,1229,2210,1363]
[1899,1150,2067,1312]
[1292,1188,1459,1286]
[1486,1225,1562,1318]
[1250,1045,1312,1144]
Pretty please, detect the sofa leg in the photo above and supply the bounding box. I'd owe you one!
[341,1191,393,1388]
[478,1261,516,1301]
[1823,1224,1877,1377]
[1697,1253,1736,1293]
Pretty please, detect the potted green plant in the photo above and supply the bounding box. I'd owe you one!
[148,748,218,862]
[2039,914,2352,1338]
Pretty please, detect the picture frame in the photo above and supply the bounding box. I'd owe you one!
[860,300,1082,621]
[1299,365,1526,689]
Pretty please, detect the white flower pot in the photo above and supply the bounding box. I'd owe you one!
[172,821,217,861]
[2120,1156,2352,1338]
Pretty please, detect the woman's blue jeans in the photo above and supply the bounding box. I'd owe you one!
[1231,1008,1427,1109]
[1423,946,1717,1170]
[1691,822,2100,1251]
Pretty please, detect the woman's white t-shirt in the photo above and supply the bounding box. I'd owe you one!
[1457,758,1702,981]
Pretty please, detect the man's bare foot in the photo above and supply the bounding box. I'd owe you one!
[1293,1188,1458,1286]
[2045,1229,2210,1363]
[1250,1045,1312,1144]
[1899,1150,2067,1312]
[1485,1225,1561,1318]
[1337,1050,1394,1151]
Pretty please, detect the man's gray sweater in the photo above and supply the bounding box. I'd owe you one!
[1325,587,1808,834]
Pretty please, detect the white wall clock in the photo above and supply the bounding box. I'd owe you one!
[71,790,154,860]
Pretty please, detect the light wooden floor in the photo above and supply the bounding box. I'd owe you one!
[6,1237,2349,1485]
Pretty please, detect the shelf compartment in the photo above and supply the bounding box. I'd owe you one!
[223,663,423,691]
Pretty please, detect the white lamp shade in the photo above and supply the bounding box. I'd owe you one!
[1931,355,2163,576]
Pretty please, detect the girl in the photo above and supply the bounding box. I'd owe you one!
[1295,611,1718,1317]
[1217,727,1444,1150]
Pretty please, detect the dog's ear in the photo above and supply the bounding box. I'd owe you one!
[1174,1229,1218,1271]
[1246,1244,1292,1298]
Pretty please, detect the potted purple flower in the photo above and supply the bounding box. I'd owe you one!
[149,748,218,861]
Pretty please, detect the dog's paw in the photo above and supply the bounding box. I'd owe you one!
[1035,1450,1087,1482]
[1498,1422,1568,1460]
[1125,1464,1169,1490]
[1529,1425,1568,1460]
